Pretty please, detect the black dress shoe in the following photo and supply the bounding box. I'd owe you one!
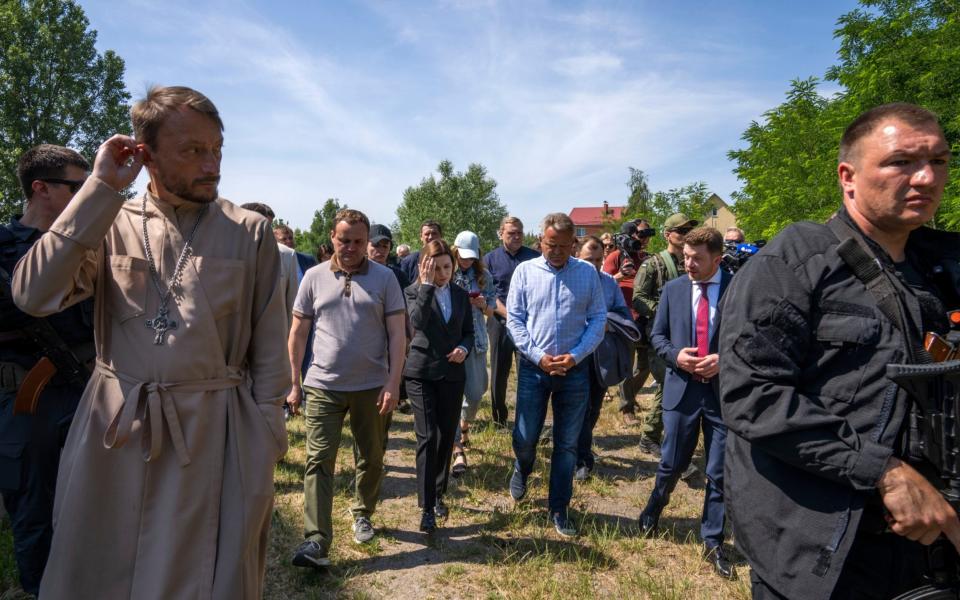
[419,510,436,533]
[638,511,659,537]
[704,545,735,579]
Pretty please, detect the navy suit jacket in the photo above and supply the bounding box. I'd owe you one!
[296,251,317,276]
[650,270,731,411]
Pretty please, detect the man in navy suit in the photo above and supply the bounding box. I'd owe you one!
[639,226,734,579]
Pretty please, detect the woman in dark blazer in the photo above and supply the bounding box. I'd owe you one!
[404,239,475,533]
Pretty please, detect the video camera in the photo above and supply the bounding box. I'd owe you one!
[721,240,765,273]
[614,222,655,257]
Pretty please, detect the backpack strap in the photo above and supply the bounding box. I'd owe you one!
[657,249,679,281]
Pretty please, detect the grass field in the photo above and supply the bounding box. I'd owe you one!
[1,383,752,599]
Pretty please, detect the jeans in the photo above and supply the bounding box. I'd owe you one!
[512,357,589,515]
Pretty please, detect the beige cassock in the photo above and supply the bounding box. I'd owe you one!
[12,178,290,600]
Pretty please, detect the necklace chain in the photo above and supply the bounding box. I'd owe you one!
[140,196,208,322]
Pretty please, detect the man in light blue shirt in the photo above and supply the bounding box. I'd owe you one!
[506,213,606,537]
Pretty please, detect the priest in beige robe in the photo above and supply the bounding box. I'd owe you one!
[11,85,290,599]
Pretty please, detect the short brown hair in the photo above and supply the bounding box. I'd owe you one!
[333,208,370,232]
[420,219,443,235]
[420,239,455,268]
[580,235,603,252]
[273,224,293,238]
[500,216,524,231]
[241,202,275,220]
[131,85,224,149]
[839,102,942,163]
[17,144,89,199]
[683,227,723,255]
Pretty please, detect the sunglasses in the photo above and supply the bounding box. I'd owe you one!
[41,178,86,194]
[670,227,693,235]
[603,244,615,250]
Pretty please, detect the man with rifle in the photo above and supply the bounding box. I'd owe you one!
[0,145,94,596]
[720,103,960,598]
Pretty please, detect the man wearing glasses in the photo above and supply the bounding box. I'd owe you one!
[0,145,91,596]
[633,213,698,461]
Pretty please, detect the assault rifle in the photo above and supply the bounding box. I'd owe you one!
[891,311,960,599]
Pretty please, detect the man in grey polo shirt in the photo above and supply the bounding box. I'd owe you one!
[286,209,407,568]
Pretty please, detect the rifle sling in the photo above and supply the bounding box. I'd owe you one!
[827,217,928,364]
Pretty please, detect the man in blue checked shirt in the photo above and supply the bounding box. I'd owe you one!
[506,212,607,538]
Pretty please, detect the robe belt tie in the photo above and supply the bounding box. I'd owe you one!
[98,361,245,467]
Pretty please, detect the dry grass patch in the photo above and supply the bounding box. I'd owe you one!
[0,379,753,599]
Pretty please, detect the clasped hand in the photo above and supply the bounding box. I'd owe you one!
[538,353,575,376]
[676,347,719,379]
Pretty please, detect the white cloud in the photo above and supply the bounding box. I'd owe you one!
[98,0,780,232]
[552,52,623,77]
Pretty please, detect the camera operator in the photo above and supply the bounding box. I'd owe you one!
[723,227,745,244]
[720,103,960,599]
[602,218,654,424]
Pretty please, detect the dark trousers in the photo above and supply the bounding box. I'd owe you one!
[487,314,516,427]
[576,363,607,469]
[0,386,77,596]
[750,530,928,599]
[407,377,466,510]
[642,381,727,547]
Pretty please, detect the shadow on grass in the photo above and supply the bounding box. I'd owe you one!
[334,524,618,574]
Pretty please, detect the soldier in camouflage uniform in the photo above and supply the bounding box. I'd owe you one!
[632,213,697,458]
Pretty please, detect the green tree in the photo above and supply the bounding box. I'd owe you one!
[728,79,847,240]
[644,181,713,253]
[624,167,653,220]
[294,198,344,256]
[0,0,131,219]
[394,160,507,253]
[729,0,960,238]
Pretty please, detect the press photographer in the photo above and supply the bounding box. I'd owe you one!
[603,219,655,309]
[603,218,655,424]
[720,102,960,600]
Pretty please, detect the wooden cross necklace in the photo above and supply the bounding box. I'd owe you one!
[141,197,208,345]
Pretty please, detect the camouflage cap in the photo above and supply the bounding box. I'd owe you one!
[663,213,699,230]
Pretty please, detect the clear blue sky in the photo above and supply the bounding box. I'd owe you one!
[80,0,860,234]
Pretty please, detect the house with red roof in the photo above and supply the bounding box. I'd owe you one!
[568,201,625,237]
